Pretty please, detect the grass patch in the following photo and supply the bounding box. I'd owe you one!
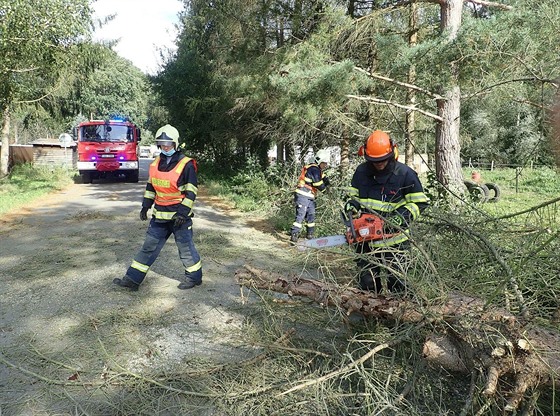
[464,167,560,213]
[0,163,76,215]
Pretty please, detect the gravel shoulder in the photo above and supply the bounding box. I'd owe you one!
[0,176,310,414]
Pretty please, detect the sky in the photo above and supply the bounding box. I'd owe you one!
[92,0,184,75]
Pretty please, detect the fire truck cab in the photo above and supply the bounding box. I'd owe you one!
[75,118,141,184]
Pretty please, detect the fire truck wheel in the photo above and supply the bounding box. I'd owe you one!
[81,173,93,184]
[126,171,139,183]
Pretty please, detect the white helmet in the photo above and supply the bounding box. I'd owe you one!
[315,149,330,165]
[155,124,179,148]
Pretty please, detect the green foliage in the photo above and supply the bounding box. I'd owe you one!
[202,156,287,213]
[461,97,547,165]
[271,60,355,121]
[76,50,151,125]
[8,43,155,143]
[0,0,92,108]
[458,2,560,168]
[520,167,560,193]
[0,163,75,214]
[0,1,155,145]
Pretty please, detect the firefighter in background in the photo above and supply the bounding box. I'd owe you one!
[345,130,428,293]
[290,149,331,243]
[113,124,203,291]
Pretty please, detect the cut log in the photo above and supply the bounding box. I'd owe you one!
[236,264,560,412]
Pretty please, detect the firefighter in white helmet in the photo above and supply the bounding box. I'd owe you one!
[114,124,203,291]
[290,149,331,243]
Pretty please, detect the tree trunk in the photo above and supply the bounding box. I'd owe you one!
[405,1,419,169]
[236,264,560,412]
[276,16,285,48]
[435,0,465,191]
[436,85,464,188]
[292,0,303,41]
[347,0,355,18]
[276,142,284,163]
[551,86,560,167]
[0,107,10,178]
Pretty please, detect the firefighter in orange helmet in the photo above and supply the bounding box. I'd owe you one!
[113,124,202,291]
[345,130,428,293]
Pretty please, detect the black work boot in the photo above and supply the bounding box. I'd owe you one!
[305,233,314,240]
[358,271,382,293]
[387,276,407,294]
[290,233,299,243]
[178,278,202,290]
[113,275,139,291]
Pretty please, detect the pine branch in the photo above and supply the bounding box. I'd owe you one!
[346,94,443,121]
[350,65,442,100]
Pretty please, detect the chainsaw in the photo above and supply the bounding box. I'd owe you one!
[301,209,394,249]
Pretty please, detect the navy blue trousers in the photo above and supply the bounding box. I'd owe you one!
[355,242,409,293]
[290,193,316,236]
[126,218,202,285]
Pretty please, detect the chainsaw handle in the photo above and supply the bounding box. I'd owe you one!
[340,206,361,241]
[348,212,358,241]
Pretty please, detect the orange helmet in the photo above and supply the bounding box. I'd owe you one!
[363,130,395,162]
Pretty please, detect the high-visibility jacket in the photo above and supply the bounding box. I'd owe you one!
[347,159,428,247]
[143,153,198,221]
[295,163,328,199]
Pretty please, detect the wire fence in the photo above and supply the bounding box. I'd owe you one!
[462,159,550,171]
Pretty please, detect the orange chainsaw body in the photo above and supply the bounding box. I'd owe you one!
[345,213,387,244]
[300,211,395,249]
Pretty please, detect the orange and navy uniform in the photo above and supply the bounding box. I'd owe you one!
[291,163,329,238]
[348,158,428,292]
[142,153,198,221]
[348,159,428,247]
[295,163,328,199]
[125,151,202,285]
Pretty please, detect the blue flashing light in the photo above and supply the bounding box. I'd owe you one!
[91,156,97,161]
[110,118,125,122]
[119,156,124,160]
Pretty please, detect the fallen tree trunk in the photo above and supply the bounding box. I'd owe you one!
[235,264,560,412]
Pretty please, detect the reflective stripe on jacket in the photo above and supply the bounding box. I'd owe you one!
[149,156,192,206]
[348,160,429,246]
[295,163,327,199]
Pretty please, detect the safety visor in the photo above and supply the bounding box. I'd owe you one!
[364,150,393,163]
[156,139,175,147]
[156,132,175,147]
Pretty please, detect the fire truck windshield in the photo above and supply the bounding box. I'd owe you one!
[80,125,134,143]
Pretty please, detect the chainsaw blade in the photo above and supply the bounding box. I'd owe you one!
[300,234,347,249]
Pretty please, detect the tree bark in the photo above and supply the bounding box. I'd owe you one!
[276,142,284,163]
[436,85,464,188]
[435,0,465,191]
[551,86,560,167]
[1,107,10,178]
[405,1,419,169]
[236,264,560,412]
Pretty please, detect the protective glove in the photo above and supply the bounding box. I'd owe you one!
[383,214,404,234]
[323,176,331,187]
[344,199,362,215]
[173,214,188,228]
[139,207,149,221]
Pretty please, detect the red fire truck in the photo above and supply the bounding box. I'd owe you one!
[75,118,141,183]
